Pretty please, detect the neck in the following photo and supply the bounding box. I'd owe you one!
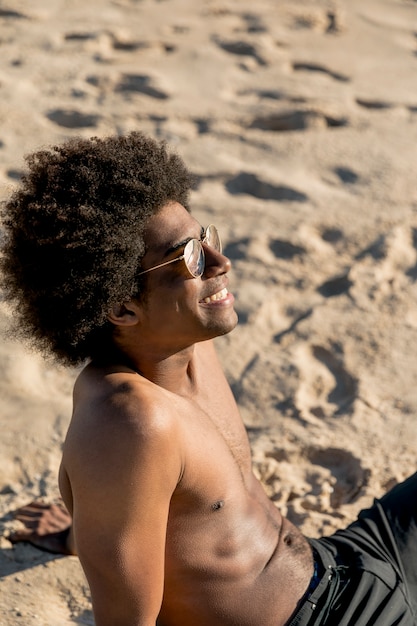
[106,332,199,396]
[137,347,198,396]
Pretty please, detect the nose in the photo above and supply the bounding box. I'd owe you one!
[202,243,232,277]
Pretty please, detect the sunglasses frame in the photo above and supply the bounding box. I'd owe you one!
[137,225,221,278]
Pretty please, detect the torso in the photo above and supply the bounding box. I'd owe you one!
[60,340,313,626]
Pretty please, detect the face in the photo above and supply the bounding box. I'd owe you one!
[136,202,238,352]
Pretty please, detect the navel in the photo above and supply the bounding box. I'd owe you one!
[211,500,224,511]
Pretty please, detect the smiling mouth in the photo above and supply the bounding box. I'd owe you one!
[200,287,228,304]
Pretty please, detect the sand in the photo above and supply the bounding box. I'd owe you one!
[0,0,416,623]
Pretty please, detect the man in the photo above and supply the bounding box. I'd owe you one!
[2,132,416,625]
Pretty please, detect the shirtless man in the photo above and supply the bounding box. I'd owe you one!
[3,133,416,625]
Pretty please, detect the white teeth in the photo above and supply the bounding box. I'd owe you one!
[203,288,227,303]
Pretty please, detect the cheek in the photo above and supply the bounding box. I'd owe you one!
[144,280,200,320]
[168,293,202,322]
[174,294,196,314]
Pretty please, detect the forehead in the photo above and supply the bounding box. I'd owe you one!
[144,202,201,253]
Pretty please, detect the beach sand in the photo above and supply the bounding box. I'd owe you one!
[0,0,417,623]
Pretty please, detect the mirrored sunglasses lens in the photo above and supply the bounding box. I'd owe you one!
[184,239,204,277]
[205,225,222,253]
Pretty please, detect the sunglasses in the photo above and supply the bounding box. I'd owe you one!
[137,225,222,278]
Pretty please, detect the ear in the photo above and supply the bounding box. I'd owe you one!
[107,301,140,327]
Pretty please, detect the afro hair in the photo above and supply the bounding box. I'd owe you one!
[1,132,194,366]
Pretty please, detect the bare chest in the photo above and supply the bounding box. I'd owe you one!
[183,383,252,480]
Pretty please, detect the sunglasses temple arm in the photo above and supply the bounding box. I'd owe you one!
[137,254,185,276]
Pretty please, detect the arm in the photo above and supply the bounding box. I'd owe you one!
[66,386,183,626]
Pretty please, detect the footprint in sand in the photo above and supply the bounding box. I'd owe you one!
[223,237,251,262]
[289,7,345,34]
[211,36,267,66]
[193,118,211,134]
[295,344,358,420]
[351,224,417,297]
[333,166,359,184]
[269,238,306,260]
[237,88,286,101]
[46,109,101,129]
[317,273,352,298]
[64,32,98,43]
[115,74,169,100]
[6,168,24,181]
[323,165,361,191]
[0,8,27,19]
[225,172,308,203]
[292,61,349,83]
[320,227,344,244]
[238,12,267,34]
[248,108,348,132]
[305,446,370,508]
[404,227,417,280]
[258,445,369,511]
[356,97,394,110]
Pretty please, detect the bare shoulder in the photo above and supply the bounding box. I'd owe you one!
[64,363,184,489]
[73,361,178,431]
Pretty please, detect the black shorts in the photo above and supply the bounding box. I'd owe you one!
[288,472,417,626]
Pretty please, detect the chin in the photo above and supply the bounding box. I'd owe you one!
[208,310,238,338]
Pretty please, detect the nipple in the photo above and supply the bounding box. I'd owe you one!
[211,500,224,511]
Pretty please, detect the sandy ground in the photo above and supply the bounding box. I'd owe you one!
[0,0,417,623]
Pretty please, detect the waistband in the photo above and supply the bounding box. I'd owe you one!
[286,540,349,626]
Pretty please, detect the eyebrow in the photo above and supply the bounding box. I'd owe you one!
[163,225,205,258]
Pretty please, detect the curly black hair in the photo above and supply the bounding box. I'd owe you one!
[0,132,194,366]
